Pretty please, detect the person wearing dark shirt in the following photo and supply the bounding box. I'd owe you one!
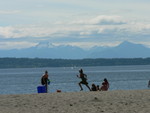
[41,70,49,93]
[77,69,91,91]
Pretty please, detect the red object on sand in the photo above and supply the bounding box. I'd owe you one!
[57,90,61,92]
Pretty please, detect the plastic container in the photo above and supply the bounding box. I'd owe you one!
[37,86,46,93]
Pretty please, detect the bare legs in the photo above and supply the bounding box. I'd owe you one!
[45,83,48,93]
[86,84,91,91]
[79,83,83,91]
[79,83,91,91]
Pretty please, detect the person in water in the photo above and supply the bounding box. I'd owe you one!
[77,69,91,91]
[100,78,109,91]
[41,70,49,93]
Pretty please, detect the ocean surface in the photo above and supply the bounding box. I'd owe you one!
[0,65,150,95]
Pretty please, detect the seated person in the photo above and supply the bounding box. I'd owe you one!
[97,85,100,91]
[91,84,97,91]
[100,78,109,91]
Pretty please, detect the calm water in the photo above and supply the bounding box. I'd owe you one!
[0,65,150,94]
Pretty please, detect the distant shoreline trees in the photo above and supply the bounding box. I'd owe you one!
[0,57,150,68]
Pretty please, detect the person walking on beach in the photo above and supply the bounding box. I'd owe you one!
[100,78,109,91]
[77,69,91,91]
[41,70,49,93]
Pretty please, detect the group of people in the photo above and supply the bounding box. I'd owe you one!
[91,78,109,91]
[41,69,109,93]
[77,69,109,91]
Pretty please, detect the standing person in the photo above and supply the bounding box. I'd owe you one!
[148,80,150,88]
[77,69,91,91]
[41,70,49,93]
[100,78,109,91]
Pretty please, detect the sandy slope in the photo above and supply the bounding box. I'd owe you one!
[0,90,149,113]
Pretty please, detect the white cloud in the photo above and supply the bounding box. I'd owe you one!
[0,15,149,39]
[0,10,21,14]
[129,23,150,34]
[0,15,150,49]
[53,41,120,49]
[71,15,126,25]
[0,41,37,50]
[0,25,61,38]
[0,0,150,50]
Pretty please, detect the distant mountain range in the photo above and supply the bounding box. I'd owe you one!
[0,41,150,59]
[89,41,150,58]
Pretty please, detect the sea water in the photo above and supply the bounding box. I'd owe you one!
[0,65,149,94]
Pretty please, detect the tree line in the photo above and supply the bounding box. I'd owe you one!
[0,57,150,68]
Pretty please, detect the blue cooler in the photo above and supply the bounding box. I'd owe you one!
[37,86,46,93]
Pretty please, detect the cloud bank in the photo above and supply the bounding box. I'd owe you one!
[0,15,150,49]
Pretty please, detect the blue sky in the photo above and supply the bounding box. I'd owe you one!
[0,0,150,49]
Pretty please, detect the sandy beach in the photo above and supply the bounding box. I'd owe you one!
[0,90,149,113]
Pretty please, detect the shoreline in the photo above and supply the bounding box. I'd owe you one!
[0,89,149,113]
[1,58,150,68]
